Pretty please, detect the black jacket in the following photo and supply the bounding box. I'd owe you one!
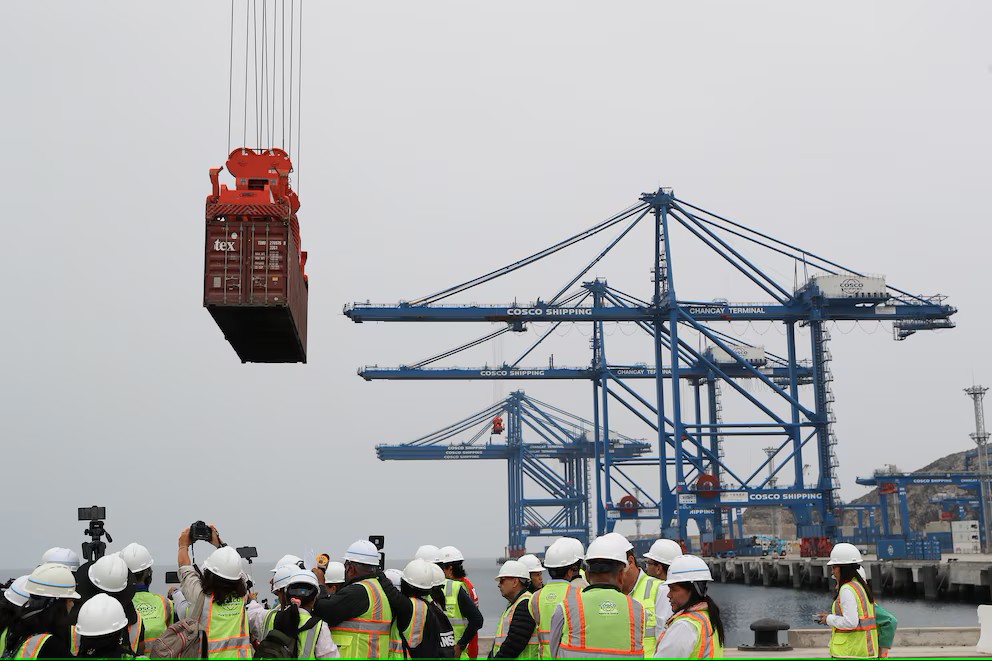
[312,568,407,627]
[490,591,536,659]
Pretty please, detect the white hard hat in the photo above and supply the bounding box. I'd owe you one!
[3,575,31,607]
[544,538,585,568]
[273,567,319,592]
[88,554,129,593]
[518,554,544,573]
[431,563,446,587]
[384,568,404,589]
[585,535,630,564]
[76,593,128,637]
[827,543,864,566]
[323,561,346,584]
[414,545,441,563]
[271,554,305,573]
[344,540,381,565]
[438,546,465,563]
[496,560,530,580]
[601,532,633,554]
[644,539,683,565]
[402,558,435,590]
[203,546,244,581]
[26,563,80,599]
[120,543,154,573]
[664,555,713,585]
[42,547,81,572]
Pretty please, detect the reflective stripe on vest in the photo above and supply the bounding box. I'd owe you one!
[560,587,645,658]
[631,572,661,653]
[133,591,170,641]
[198,595,251,658]
[666,602,722,658]
[128,612,143,653]
[830,581,878,658]
[493,590,538,659]
[261,608,320,659]
[14,634,51,660]
[443,579,468,633]
[528,581,574,658]
[388,595,428,658]
[329,578,392,659]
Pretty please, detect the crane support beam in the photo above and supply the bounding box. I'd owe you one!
[359,364,813,381]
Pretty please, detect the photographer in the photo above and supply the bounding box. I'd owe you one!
[177,524,251,659]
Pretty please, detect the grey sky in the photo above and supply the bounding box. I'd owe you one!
[1,1,990,569]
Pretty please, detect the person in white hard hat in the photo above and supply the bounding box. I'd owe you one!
[120,542,173,646]
[41,547,82,573]
[387,558,456,658]
[414,545,442,564]
[528,537,585,659]
[248,567,339,658]
[0,576,30,653]
[653,554,724,658]
[815,543,878,658]
[74,593,134,658]
[857,567,896,658]
[176,524,251,658]
[491,560,538,658]
[2,562,79,658]
[518,555,545,591]
[76,553,144,656]
[601,532,639,593]
[311,539,406,659]
[639,538,683,655]
[437,545,484,658]
[323,562,347,596]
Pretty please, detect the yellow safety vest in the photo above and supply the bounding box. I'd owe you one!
[493,591,538,659]
[13,634,51,659]
[330,578,393,659]
[665,602,723,658]
[133,590,172,642]
[829,581,878,659]
[559,586,645,659]
[198,595,251,658]
[262,606,320,659]
[527,580,575,659]
[388,596,428,659]
[630,571,661,655]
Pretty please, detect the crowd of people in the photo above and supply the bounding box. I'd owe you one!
[0,527,894,659]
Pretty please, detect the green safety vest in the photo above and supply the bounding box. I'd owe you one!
[198,595,251,658]
[630,571,661,655]
[442,578,468,647]
[829,581,878,659]
[13,634,51,659]
[493,591,538,660]
[527,580,575,659]
[330,578,393,659]
[262,606,320,659]
[559,586,645,659]
[0,628,7,656]
[388,595,429,659]
[133,591,171,642]
[666,602,723,658]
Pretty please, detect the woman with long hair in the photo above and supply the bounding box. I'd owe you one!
[654,555,724,658]
[815,543,878,659]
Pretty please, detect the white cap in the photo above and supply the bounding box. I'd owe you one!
[88,554,129,593]
[601,532,633,554]
[41,547,81,572]
[344,540,381,565]
[414,545,441,563]
[644,539,683,565]
[664,555,713,584]
[120,543,154,573]
[273,567,319,592]
[518,554,544,573]
[271,555,305,573]
[543,538,585,568]
[3,576,31,607]
[827,543,864,566]
[496,560,529,580]
[323,561,346,584]
[438,546,464,563]
[402,558,435,590]
[26,563,80,599]
[585,535,630,564]
[75,593,128,637]
[384,568,404,589]
[431,563,446,587]
[203,546,244,581]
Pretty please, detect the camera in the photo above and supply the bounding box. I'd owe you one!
[369,535,386,569]
[236,546,258,560]
[79,505,111,562]
[165,571,180,584]
[189,521,213,542]
[78,506,106,521]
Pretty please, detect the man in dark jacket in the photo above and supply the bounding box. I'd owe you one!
[489,560,537,659]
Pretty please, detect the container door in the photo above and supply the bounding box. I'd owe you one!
[205,222,245,305]
[247,222,289,305]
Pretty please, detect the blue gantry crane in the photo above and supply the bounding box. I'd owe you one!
[375,390,651,555]
[347,188,956,550]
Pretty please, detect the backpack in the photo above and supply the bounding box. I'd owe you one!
[145,591,205,659]
[401,599,455,659]
[253,615,319,659]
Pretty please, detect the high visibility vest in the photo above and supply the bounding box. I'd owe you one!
[527,580,575,659]
[665,602,723,658]
[388,596,429,659]
[630,571,661,655]
[262,606,320,659]
[559,586,645,659]
[330,578,393,659]
[829,581,878,659]
[0,628,7,656]
[493,591,538,660]
[71,612,143,656]
[133,590,171,642]
[198,595,251,658]
[442,579,468,645]
[12,634,51,659]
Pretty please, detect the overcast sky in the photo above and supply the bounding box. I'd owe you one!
[1,1,990,569]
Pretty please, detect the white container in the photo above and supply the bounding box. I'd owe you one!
[810,274,887,299]
[953,532,980,543]
[710,344,766,365]
[951,520,980,532]
[954,542,982,554]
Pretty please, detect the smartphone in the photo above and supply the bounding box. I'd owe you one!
[165,571,180,584]
[78,506,107,521]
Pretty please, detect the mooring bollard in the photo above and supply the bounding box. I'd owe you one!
[737,618,792,652]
